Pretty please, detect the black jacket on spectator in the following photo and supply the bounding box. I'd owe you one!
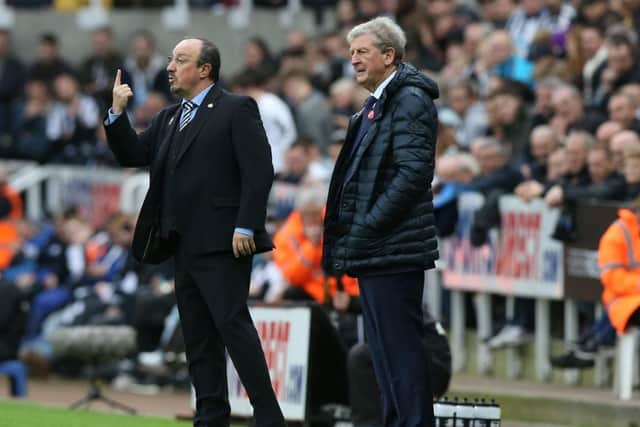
[625,183,640,201]
[0,283,26,362]
[323,63,439,276]
[0,55,25,139]
[560,165,592,187]
[469,163,524,195]
[562,172,627,203]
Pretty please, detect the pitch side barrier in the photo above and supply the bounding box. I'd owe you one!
[436,192,629,392]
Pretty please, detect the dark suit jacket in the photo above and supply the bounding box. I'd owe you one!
[105,84,274,264]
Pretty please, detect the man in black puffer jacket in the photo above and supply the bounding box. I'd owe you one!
[323,16,439,427]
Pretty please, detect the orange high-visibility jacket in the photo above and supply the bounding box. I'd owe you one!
[0,220,19,269]
[598,208,640,333]
[274,211,358,304]
[2,186,23,220]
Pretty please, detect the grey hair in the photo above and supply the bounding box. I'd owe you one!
[347,16,406,64]
[457,153,480,177]
[471,136,507,156]
[565,130,597,149]
[294,185,328,210]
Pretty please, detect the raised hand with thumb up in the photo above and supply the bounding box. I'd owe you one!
[112,69,133,114]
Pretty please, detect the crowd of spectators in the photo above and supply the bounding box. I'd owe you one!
[2,0,640,410]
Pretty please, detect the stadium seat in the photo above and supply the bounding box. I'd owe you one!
[0,359,28,397]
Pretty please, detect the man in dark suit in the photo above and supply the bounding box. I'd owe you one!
[104,37,284,427]
[323,17,440,427]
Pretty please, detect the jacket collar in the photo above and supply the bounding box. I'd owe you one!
[175,84,223,164]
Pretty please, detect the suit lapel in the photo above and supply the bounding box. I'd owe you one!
[151,105,181,180]
[175,85,223,165]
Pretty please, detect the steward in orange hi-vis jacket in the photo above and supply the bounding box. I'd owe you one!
[274,209,359,305]
[598,207,640,333]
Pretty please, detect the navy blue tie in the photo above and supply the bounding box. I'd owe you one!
[350,95,377,159]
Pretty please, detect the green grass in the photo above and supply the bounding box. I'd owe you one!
[0,401,191,427]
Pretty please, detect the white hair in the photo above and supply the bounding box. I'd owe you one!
[457,153,480,177]
[294,185,328,210]
[347,16,406,64]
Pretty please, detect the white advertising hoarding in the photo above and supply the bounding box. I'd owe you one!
[227,306,311,421]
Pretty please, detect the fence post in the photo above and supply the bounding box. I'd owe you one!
[425,268,442,322]
[535,298,551,382]
[450,290,466,373]
[563,299,580,385]
[505,296,523,379]
[474,292,493,375]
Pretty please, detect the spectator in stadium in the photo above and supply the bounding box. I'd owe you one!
[622,138,640,200]
[433,153,479,237]
[579,23,608,107]
[329,77,358,133]
[0,194,19,270]
[0,279,26,364]
[507,0,554,58]
[596,121,623,146]
[281,69,333,155]
[46,72,100,164]
[275,139,312,184]
[545,145,627,207]
[547,146,568,183]
[478,30,535,89]
[242,36,278,79]
[550,83,606,136]
[318,32,353,85]
[484,83,533,160]
[521,125,560,182]
[515,130,592,202]
[573,0,621,29]
[12,79,52,162]
[445,80,488,148]
[531,77,561,127]
[274,185,359,306]
[0,163,23,220]
[610,130,640,172]
[467,137,523,195]
[0,197,27,362]
[132,91,169,132]
[123,30,171,107]
[597,194,640,338]
[28,33,74,87]
[562,130,595,186]
[620,83,640,116]
[19,214,77,341]
[0,29,25,154]
[592,26,640,110]
[477,0,516,28]
[608,91,640,132]
[232,67,297,174]
[79,26,125,110]
[528,32,571,82]
[516,130,592,205]
[468,137,525,248]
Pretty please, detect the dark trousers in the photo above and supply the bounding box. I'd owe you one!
[358,270,434,427]
[173,243,284,427]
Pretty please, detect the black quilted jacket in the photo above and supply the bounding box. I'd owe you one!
[322,63,439,276]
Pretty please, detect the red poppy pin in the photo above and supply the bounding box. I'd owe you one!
[368,109,375,120]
